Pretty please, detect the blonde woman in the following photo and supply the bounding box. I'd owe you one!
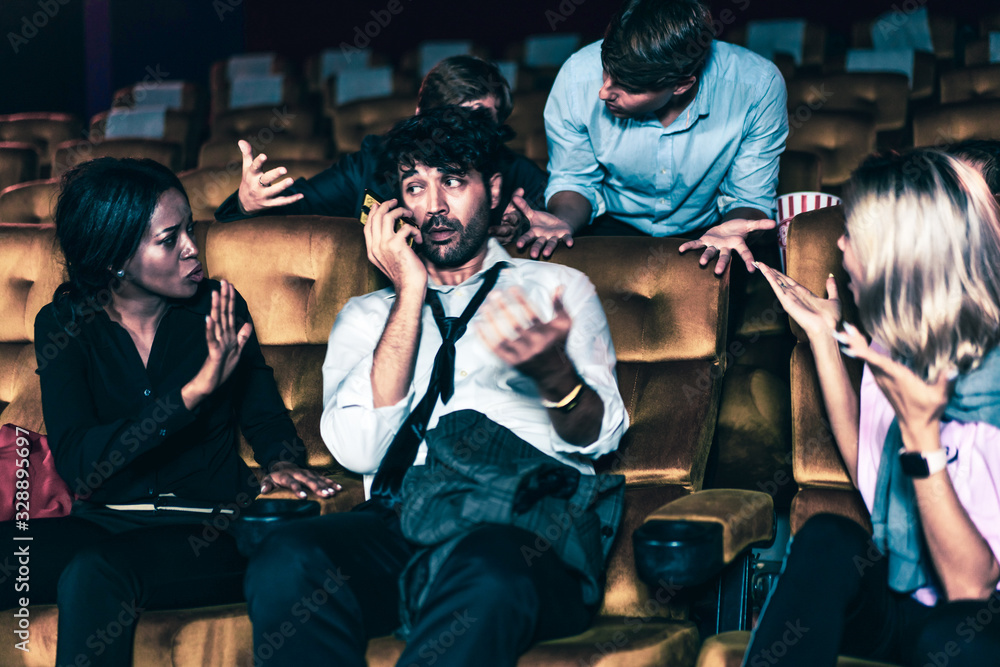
[744,150,1000,666]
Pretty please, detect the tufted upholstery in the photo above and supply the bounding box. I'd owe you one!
[0,113,83,173]
[0,179,59,224]
[0,218,734,666]
[939,65,1000,105]
[786,112,876,186]
[179,161,331,221]
[786,73,909,132]
[53,139,183,177]
[912,100,1000,148]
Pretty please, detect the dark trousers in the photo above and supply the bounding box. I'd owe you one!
[744,513,1000,667]
[244,508,594,667]
[1,511,246,667]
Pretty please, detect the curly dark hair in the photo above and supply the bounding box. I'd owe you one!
[53,157,186,316]
[379,105,511,193]
[417,55,514,124]
[602,0,714,91]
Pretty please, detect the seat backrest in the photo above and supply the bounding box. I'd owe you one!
[0,224,65,433]
[197,136,333,169]
[913,99,1000,147]
[53,139,183,177]
[203,217,382,467]
[111,80,204,115]
[784,207,869,532]
[90,109,198,170]
[786,111,876,186]
[777,150,822,195]
[0,179,59,224]
[548,236,730,618]
[0,113,83,170]
[786,72,909,132]
[210,106,321,141]
[0,143,41,192]
[330,96,414,154]
[939,65,1000,105]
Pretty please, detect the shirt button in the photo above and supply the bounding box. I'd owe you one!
[159,429,167,436]
[660,169,666,174]
[459,370,468,377]
[143,389,151,397]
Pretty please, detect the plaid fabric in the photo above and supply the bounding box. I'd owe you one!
[397,410,625,635]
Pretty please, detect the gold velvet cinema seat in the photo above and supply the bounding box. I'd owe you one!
[912,99,1000,148]
[52,138,184,177]
[0,112,83,175]
[691,206,891,667]
[786,111,877,188]
[0,216,774,666]
[0,178,59,224]
[197,135,333,169]
[0,142,41,192]
[938,64,1000,105]
[786,72,909,133]
[329,96,414,154]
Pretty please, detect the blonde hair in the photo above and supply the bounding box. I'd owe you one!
[843,150,1000,382]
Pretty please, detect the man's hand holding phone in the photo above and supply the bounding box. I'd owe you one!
[363,197,427,297]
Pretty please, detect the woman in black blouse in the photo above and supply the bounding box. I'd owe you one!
[0,158,338,666]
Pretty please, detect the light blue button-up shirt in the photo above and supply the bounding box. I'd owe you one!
[544,40,788,236]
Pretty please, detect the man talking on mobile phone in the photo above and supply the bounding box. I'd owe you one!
[242,106,628,667]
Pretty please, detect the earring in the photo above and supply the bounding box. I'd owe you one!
[116,269,125,278]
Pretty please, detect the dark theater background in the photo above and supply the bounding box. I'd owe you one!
[0,0,996,119]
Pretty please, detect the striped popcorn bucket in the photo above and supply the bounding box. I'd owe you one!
[777,192,842,270]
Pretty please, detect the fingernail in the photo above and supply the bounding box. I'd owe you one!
[839,344,857,358]
[828,273,835,279]
[947,367,959,380]
[752,261,759,268]
[843,322,859,335]
[832,330,849,345]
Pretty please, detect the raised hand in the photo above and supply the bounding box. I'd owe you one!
[512,194,575,259]
[756,261,841,341]
[363,198,426,297]
[476,286,573,379]
[182,280,253,409]
[679,218,777,275]
[236,140,306,214]
[835,323,952,441]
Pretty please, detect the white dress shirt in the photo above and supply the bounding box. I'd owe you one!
[321,239,628,496]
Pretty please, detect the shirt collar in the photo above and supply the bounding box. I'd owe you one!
[383,239,516,300]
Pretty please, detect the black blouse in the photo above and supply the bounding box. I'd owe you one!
[34,279,306,507]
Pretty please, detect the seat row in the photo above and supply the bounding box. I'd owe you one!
[0,204,883,666]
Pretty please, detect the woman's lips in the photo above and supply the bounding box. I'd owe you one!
[187,266,204,282]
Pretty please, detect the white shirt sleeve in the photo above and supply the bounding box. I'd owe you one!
[319,296,415,475]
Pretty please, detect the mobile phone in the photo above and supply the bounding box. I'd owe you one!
[360,189,416,230]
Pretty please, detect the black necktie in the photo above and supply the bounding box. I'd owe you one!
[370,263,502,506]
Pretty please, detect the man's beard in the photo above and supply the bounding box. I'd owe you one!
[416,202,491,268]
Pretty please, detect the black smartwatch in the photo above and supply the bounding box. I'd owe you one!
[898,448,948,478]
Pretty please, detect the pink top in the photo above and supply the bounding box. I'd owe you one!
[856,346,1000,605]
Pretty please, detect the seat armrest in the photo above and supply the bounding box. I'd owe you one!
[633,489,774,587]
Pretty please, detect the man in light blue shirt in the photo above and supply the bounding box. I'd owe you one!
[514,0,788,275]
